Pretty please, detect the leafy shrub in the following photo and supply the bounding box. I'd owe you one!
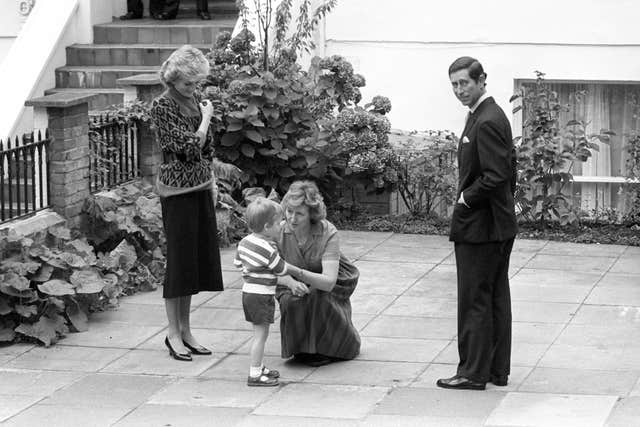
[201,0,396,201]
[511,71,613,225]
[391,130,458,216]
[0,222,149,346]
[622,132,640,225]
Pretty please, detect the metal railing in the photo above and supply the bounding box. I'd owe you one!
[89,114,140,193]
[0,131,50,223]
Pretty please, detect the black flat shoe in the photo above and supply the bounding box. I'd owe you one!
[119,11,142,20]
[304,354,334,367]
[490,374,508,386]
[198,11,211,20]
[153,12,171,20]
[182,340,212,355]
[436,375,486,390]
[165,337,192,361]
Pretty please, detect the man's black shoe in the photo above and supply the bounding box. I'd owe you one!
[436,375,486,390]
[490,375,508,386]
[198,11,211,20]
[119,11,142,20]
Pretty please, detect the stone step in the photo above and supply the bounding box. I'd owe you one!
[55,65,158,89]
[176,0,238,17]
[66,43,211,66]
[93,18,235,44]
[44,88,126,110]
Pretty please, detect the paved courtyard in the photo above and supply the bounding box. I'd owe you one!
[1,231,639,426]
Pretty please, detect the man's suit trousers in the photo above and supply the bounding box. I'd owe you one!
[455,238,514,383]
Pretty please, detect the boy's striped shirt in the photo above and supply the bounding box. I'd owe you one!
[234,234,287,294]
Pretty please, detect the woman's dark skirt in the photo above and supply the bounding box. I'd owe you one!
[160,189,223,298]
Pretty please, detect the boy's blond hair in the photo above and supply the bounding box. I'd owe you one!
[245,197,283,233]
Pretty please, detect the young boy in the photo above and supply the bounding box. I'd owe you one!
[234,197,307,386]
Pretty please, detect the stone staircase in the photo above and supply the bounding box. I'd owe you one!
[46,0,237,110]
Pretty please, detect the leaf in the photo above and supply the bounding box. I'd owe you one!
[102,273,120,299]
[284,122,298,134]
[15,314,68,347]
[245,129,263,143]
[70,268,105,294]
[0,328,15,342]
[66,300,88,332]
[276,166,295,178]
[240,144,255,158]
[65,239,96,264]
[38,279,75,296]
[0,259,40,276]
[0,273,35,299]
[221,132,242,146]
[509,94,521,102]
[110,239,137,272]
[0,298,11,315]
[248,117,265,127]
[15,304,37,318]
[512,105,522,114]
[48,226,71,241]
[31,265,54,282]
[227,119,244,132]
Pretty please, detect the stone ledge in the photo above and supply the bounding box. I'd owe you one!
[25,92,96,108]
[116,74,162,87]
[0,209,66,237]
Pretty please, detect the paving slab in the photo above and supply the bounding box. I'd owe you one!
[189,307,253,330]
[554,323,640,347]
[605,396,640,427]
[253,383,389,419]
[203,287,245,309]
[485,392,618,427]
[303,359,427,387]
[56,320,164,348]
[2,404,127,427]
[384,233,451,248]
[199,353,314,382]
[540,241,628,256]
[586,277,640,306]
[360,245,452,264]
[354,260,436,295]
[434,340,550,367]
[42,373,170,408]
[412,363,532,392]
[374,387,506,418]
[361,315,456,340]
[114,404,249,427]
[519,367,640,396]
[357,336,449,363]
[539,343,640,371]
[88,303,169,326]
[0,395,43,423]
[525,254,617,272]
[6,346,129,372]
[100,349,220,376]
[349,292,397,314]
[0,369,84,396]
[512,301,579,323]
[236,415,361,426]
[362,414,484,427]
[512,322,566,344]
[571,304,640,325]
[383,295,458,318]
[610,255,640,274]
[148,377,278,408]
[138,328,251,353]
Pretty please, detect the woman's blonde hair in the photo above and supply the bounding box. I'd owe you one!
[281,180,326,224]
[159,45,209,87]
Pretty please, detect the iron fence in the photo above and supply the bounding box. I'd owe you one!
[0,131,51,223]
[89,114,140,193]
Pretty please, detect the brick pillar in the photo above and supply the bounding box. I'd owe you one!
[117,74,165,184]
[25,93,96,227]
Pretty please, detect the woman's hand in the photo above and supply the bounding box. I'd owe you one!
[199,100,214,119]
[280,275,309,297]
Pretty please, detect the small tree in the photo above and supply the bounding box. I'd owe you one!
[203,0,396,199]
[511,71,613,225]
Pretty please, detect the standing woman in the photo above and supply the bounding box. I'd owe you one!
[150,45,223,361]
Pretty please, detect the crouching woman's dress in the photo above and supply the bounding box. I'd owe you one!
[275,219,360,360]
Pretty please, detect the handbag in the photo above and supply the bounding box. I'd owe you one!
[330,253,359,300]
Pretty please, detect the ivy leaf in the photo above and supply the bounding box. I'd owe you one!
[0,273,35,299]
[15,304,38,318]
[245,130,263,143]
[65,239,97,265]
[0,328,15,342]
[48,226,72,242]
[110,240,137,272]
[66,300,88,332]
[284,122,298,134]
[38,279,75,296]
[0,259,41,276]
[240,144,255,158]
[0,298,11,315]
[15,314,68,347]
[276,166,295,178]
[227,120,244,132]
[263,87,278,100]
[221,132,241,147]
[31,265,54,282]
[102,273,120,299]
[70,268,105,294]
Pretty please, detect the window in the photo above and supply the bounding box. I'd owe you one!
[515,80,640,214]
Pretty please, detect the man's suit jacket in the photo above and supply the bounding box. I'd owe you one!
[449,97,518,243]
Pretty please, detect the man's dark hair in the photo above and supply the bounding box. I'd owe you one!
[448,56,487,83]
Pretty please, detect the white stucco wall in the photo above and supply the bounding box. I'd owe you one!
[0,0,32,64]
[321,0,640,133]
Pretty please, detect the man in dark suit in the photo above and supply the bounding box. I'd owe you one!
[437,57,518,391]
